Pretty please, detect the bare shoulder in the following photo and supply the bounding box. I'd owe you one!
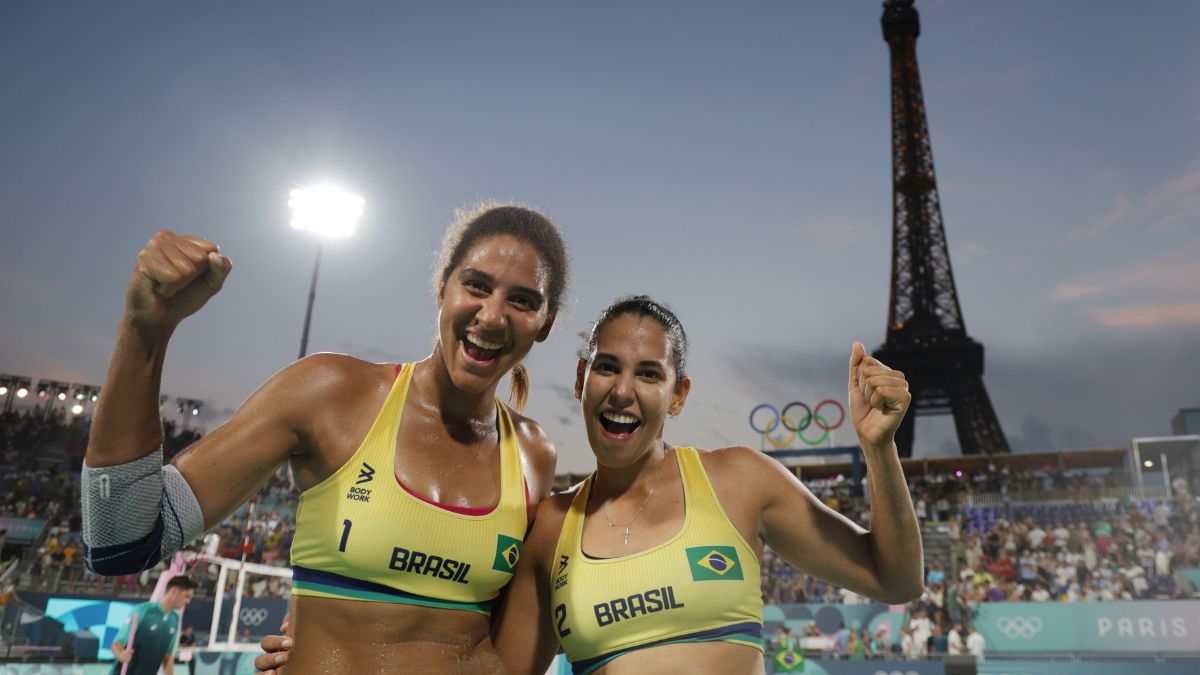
[694,445,783,480]
[693,445,797,514]
[280,352,391,397]
[506,407,558,499]
[525,487,580,568]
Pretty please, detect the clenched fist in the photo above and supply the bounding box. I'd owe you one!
[127,230,232,333]
[848,341,911,453]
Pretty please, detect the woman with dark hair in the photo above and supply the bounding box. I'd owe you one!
[82,204,570,672]
[257,294,922,674]
[491,295,922,674]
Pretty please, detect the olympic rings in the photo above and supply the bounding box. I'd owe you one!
[995,616,1043,639]
[750,400,845,447]
[239,607,270,626]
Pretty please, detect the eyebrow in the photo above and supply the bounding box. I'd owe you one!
[459,268,546,304]
[593,352,668,369]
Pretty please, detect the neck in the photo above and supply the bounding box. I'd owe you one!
[593,440,671,497]
[418,348,501,424]
[159,597,173,613]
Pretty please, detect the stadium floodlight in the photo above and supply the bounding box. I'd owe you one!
[0,374,31,413]
[71,403,84,415]
[175,397,204,427]
[72,384,99,404]
[288,183,364,360]
[288,185,364,239]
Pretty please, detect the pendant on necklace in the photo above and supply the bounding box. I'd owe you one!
[623,527,631,546]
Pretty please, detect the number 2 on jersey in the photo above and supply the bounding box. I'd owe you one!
[554,603,571,638]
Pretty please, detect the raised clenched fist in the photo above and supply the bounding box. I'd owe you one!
[126,230,232,333]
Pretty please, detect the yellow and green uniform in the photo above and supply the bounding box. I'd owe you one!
[290,363,528,614]
[108,601,179,675]
[549,446,763,674]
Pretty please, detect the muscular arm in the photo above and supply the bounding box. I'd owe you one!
[493,493,571,674]
[744,343,923,604]
[511,413,559,513]
[745,444,922,604]
[88,232,231,467]
[82,232,374,573]
[170,355,352,528]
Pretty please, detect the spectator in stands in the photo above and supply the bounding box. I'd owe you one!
[965,624,985,661]
[869,627,890,660]
[947,621,965,655]
[908,608,932,657]
[900,627,916,660]
[927,623,947,655]
[846,627,867,660]
[833,622,850,657]
[925,555,945,586]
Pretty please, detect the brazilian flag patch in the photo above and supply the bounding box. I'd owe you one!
[492,534,522,573]
[775,648,804,671]
[685,545,743,581]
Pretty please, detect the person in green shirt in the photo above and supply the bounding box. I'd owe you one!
[110,576,196,675]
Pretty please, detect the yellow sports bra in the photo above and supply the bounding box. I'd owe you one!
[290,363,528,615]
[549,446,763,674]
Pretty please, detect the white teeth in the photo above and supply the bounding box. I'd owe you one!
[465,334,503,350]
[601,411,640,425]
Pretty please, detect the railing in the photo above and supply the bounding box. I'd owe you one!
[962,485,1174,509]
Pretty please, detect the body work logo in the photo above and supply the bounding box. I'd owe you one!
[357,462,376,484]
[554,554,570,590]
[685,545,743,581]
[492,534,522,573]
[346,463,375,502]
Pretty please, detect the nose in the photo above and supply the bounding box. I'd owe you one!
[475,292,506,332]
[609,372,635,408]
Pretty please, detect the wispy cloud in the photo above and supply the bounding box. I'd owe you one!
[1066,191,1129,243]
[1022,164,1200,268]
[1087,302,1200,329]
[954,242,987,266]
[1140,165,1200,233]
[1049,240,1200,305]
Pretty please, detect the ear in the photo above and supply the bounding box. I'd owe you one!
[574,358,587,400]
[668,375,692,417]
[535,309,558,343]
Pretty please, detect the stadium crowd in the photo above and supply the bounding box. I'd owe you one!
[2,404,1199,649]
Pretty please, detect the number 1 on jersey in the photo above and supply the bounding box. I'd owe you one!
[339,519,352,553]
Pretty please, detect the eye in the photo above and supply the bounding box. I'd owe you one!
[593,362,617,374]
[637,370,662,381]
[464,279,490,295]
[509,294,536,310]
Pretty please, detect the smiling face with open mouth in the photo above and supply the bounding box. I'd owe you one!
[436,233,556,396]
[576,314,691,468]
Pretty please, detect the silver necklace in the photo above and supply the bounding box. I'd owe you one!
[599,451,666,545]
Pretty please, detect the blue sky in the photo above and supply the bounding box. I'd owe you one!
[1,1,1197,473]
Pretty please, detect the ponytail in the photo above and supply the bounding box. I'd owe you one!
[508,363,530,413]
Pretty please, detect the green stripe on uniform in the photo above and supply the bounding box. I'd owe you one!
[292,580,491,614]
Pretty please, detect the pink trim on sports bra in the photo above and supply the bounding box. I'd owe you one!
[394,474,533,518]
[391,362,535,519]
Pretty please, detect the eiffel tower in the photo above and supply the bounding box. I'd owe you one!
[875,0,1010,457]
